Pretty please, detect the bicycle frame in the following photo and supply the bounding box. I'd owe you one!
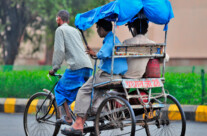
[37,74,78,125]
[35,82,57,122]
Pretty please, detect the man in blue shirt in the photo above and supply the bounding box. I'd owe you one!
[61,19,128,135]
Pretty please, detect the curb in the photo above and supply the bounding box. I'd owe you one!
[0,98,206,122]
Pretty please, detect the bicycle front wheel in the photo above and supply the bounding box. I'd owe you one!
[95,96,136,136]
[145,94,186,136]
[23,92,60,136]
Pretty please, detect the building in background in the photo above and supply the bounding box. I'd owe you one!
[14,0,207,66]
[88,0,207,66]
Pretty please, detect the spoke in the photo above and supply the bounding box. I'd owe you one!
[25,94,59,136]
[96,97,135,136]
[39,119,56,125]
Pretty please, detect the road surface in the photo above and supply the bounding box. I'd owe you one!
[0,113,206,136]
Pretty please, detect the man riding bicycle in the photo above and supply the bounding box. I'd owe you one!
[49,10,93,126]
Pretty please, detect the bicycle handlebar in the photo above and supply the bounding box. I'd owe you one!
[47,73,62,81]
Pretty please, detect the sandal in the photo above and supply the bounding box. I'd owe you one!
[61,127,83,136]
[56,116,73,126]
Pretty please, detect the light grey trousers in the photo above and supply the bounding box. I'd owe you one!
[74,70,122,117]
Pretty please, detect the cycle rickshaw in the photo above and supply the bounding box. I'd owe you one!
[23,0,186,136]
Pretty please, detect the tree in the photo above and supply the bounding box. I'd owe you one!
[0,0,109,65]
[0,0,35,64]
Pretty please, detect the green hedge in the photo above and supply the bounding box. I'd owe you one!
[0,70,59,98]
[0,70,206,105]
[164,73,205,105]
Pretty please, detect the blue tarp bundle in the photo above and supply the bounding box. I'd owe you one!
[75,0,174,31]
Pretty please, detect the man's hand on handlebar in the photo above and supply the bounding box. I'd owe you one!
[86,46,96,57]
[49,70,55,76]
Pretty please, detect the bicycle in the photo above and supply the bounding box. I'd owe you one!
[24,0,186,135]
[23,73,186,136]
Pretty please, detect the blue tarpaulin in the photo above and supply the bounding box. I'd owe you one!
[75,0,174,31]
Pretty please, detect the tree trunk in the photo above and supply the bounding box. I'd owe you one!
[1,1,31,65]
[45,28,55,65]
[45,46,53,65]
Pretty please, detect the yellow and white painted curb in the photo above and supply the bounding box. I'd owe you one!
[0,98,206,122]
[195,105,207,122]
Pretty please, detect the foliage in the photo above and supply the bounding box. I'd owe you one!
[0,0,109,64]
[0,69,206,105]
[164,72,204,104]
[0,70,58,98]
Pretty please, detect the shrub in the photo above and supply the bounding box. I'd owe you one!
[0,70,206,105]
[164,72,203,105]
[0,70,58,98]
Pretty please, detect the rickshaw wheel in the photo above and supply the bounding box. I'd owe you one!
[23,92,60,136]
[95,96,136,136]
[143,94,186,136]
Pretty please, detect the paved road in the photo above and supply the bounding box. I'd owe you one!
[0,113,207,136]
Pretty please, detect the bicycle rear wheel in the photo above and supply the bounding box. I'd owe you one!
[23,92,60,136]
[95,96,136,136]
[144,94,186,136]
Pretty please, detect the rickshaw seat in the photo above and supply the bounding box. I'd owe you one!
[115,43,164,79]
[94,81,122,90]
[94,43,164,90]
